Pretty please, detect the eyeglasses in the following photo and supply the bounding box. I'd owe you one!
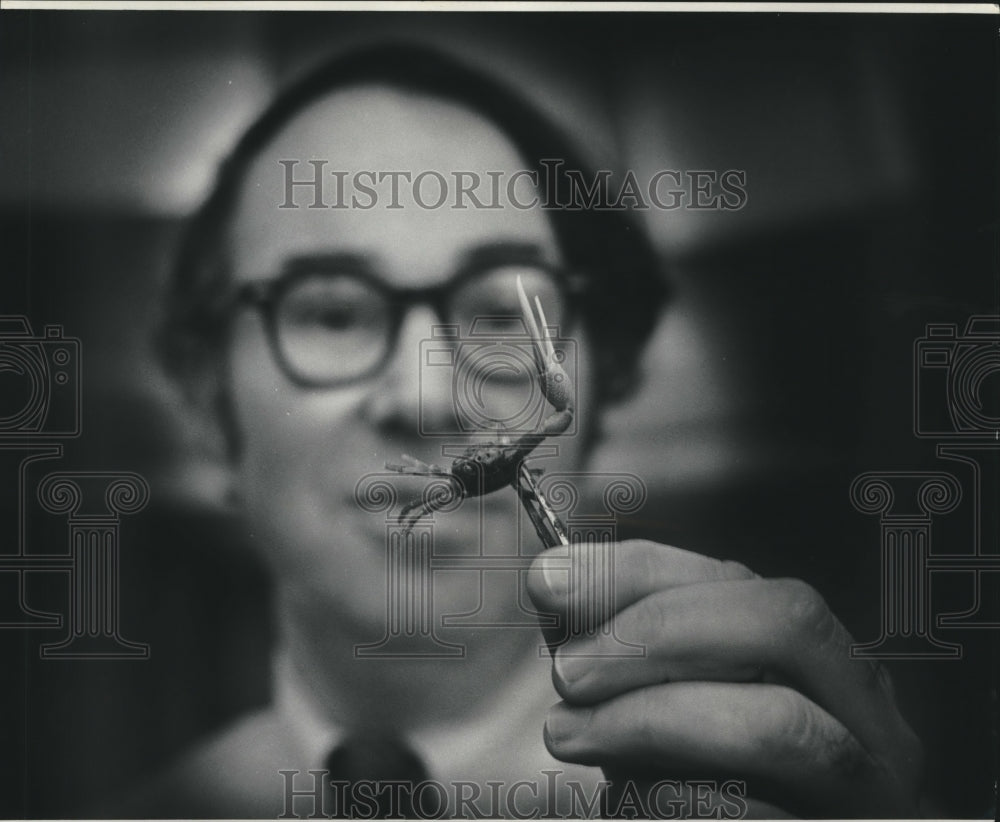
[230,252,583,387]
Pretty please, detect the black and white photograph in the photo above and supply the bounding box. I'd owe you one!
[0,2,997,818]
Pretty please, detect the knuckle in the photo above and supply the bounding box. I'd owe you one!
[763,688,867,782]
[773,577,837,646]
[698,555,722,580]
[777,577,825,620]
[631,713,662,756]
[714,559,756,582]
[619,538,653,553]
[617,687,666,755]
[636,590,676,634]
[817,720,871,784]
[755,685,810,760]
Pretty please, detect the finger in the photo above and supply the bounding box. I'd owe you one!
[544,682,915,817]
[526,539,756,618]
[551,577,919,772]
[526,540,752,655]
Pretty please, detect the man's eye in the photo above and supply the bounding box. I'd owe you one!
[313,306,359,330]
[488,303,525,319]
[289,302,375,332]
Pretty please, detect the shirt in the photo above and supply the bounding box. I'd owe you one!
[117,646,604,818]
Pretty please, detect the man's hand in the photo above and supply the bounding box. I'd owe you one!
[526,540,923,818]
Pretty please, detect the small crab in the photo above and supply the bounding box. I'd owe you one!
[386,276,574,531]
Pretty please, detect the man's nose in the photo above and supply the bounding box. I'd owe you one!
[366,305,453,434]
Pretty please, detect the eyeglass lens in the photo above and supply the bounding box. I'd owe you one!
[272,264,570,385]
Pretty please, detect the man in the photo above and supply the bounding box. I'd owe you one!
[139,43,924,818]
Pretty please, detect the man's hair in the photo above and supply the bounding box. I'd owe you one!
[157,41,669,454]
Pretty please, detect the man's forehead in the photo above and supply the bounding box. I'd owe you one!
[226,83,559,284]
[248,84,526,173]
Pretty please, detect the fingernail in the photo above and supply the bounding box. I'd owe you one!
[542,561,567,599]
[553,647,589,687]
[545,702,588,744]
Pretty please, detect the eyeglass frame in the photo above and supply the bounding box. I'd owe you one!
[225,250,588,389]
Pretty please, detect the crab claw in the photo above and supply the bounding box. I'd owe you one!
[516,275,574,435]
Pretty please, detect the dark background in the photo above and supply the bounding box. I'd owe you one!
[0,10,997,817]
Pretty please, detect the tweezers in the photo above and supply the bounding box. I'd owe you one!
[511,463,570,548]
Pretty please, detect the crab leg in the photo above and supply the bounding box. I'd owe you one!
[396,478,461,531]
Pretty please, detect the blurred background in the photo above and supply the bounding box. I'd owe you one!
[0,9,996,817]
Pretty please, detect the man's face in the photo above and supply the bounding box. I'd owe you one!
[225,85,592,636]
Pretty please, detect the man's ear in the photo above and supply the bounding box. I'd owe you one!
[155,353,241,512]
